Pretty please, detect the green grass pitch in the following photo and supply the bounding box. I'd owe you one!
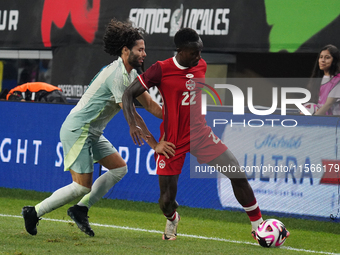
[0,187,339,255]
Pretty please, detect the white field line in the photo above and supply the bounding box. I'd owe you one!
[1,213,339,255]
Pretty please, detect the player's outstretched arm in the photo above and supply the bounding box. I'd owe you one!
[134,110,175,159]
[122,78,175,158]
[122,78,148,146]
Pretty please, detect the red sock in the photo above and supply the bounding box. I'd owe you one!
[164,210,177,221]
[243,199,263,229]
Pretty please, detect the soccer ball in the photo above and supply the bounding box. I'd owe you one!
[255,219,290,248]
[303,103,319,115]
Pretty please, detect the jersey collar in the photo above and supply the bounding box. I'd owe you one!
[118,57,127,73]
[173,56,189,70]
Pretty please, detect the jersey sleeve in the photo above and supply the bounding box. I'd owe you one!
[138,62,162,89]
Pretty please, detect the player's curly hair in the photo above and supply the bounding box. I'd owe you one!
[103,19,144,56]
[174,28,200,49]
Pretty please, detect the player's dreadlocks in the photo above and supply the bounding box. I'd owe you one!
[103,19,144,56]
[174,28,200,49]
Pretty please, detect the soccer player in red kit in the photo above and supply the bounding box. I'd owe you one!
[122,28,263,241]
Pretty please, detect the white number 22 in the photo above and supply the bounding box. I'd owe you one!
[181,91,196,106]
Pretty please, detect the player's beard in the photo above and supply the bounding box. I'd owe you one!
[128,51,142,69]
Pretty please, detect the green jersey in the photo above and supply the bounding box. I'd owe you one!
[62,57,138,136]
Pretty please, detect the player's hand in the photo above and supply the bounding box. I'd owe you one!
[154,134,176,159]
[129,125,149,146]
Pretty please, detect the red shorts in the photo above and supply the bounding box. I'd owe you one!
[155,126,228,175]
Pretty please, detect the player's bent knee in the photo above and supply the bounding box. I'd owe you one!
[108,165,127,181]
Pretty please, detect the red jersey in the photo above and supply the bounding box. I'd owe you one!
[138,57,207,147]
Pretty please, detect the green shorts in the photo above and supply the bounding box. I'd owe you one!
[60,126,117,174]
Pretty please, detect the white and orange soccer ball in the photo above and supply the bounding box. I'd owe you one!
[303,103,320,115]
[255,219,290,248]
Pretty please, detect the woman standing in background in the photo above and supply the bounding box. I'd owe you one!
[307,44,340,115]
